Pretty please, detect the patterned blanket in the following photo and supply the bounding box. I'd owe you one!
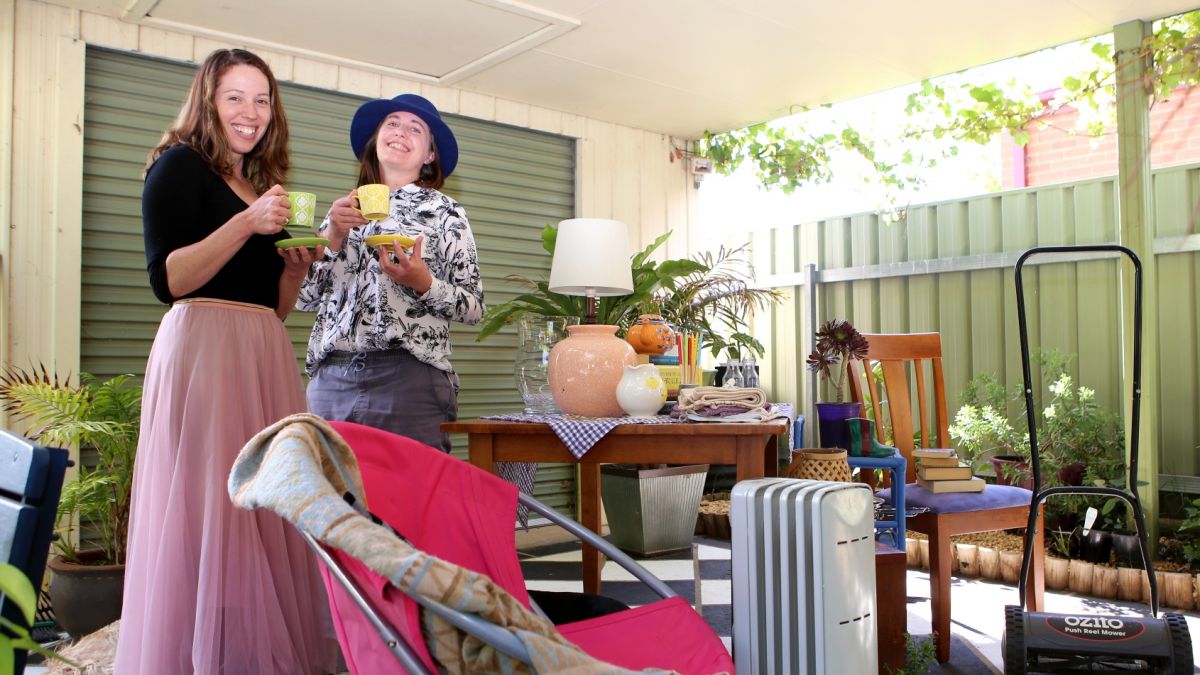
[228,413,672,674]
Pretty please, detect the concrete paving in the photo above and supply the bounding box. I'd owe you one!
[905,566,1200,671]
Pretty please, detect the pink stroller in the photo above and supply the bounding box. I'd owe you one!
[229,415,734,674]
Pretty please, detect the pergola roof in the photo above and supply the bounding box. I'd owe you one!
[67,0,1200,137]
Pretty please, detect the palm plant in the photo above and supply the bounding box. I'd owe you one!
[651,244,784,361]
[0,367,140,565]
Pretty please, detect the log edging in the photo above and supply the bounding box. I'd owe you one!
[903,538,1198,610]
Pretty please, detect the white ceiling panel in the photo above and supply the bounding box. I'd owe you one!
[52,0,1200,137]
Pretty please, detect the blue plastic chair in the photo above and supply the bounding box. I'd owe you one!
[847,453,907,551]
[843,416,907,551]
[793,415,905,549]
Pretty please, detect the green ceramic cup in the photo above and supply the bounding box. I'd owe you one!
[287,191,317,227]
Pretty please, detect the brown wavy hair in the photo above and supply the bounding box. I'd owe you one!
[145,49,289,193]
[355,126,446,191]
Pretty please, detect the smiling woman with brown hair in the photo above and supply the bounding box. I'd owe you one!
[114,48,338,674]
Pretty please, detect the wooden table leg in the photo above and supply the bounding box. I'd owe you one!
[735,436,767,483]
[580,462,603,595]
[467,433,495,473]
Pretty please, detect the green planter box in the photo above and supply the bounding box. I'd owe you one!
[600,464,709,556]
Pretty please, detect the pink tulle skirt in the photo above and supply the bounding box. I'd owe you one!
[114,300,338,674]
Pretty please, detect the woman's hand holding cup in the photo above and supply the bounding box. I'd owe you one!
[325,189,368,251]
[242,184,291,236]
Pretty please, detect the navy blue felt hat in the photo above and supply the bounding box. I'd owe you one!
[349,93,458,177]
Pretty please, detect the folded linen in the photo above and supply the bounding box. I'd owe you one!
[686,408,786,423]
[675,386,768,414]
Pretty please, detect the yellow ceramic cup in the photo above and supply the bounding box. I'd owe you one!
[356,184,390,220]
[286,191,317,227]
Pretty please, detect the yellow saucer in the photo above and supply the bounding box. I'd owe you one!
[364,234,416,249]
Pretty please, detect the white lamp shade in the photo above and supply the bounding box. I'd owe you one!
[549,218,634,296]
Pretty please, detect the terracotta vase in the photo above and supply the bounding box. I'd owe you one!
[548,324,636,417]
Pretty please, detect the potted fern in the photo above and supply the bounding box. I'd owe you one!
[0,367,140,638]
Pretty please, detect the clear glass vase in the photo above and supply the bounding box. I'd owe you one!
[514,315,579,414]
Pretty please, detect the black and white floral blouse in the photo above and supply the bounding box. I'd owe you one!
[297,184,485,376]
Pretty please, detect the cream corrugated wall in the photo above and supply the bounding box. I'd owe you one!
[0,0,698,385]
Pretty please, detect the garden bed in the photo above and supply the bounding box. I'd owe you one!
[905,531,1199,610]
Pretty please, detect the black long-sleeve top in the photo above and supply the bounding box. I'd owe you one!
[142,144,290,307]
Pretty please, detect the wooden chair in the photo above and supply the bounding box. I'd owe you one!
[847,332,1043,662]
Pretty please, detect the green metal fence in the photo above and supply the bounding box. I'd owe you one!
[756,167,1200,492]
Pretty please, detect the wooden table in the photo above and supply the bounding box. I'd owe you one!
[442,418,787,594]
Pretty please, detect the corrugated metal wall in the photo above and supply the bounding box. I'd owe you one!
[757,170,1199,484]
[80,47,578,510]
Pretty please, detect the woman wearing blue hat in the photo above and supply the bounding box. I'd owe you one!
[297,94,484,452]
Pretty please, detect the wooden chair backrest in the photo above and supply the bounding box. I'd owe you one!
[846,333,950,483]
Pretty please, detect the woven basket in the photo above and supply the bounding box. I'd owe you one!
[784,448,853,483]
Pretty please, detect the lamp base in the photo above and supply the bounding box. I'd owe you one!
[547,324,636,417]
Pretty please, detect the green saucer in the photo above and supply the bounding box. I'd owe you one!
[276,237,329,249]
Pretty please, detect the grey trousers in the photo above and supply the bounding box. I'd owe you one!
[307,349,459,453]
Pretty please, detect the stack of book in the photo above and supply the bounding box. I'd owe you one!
[913,449,985,493]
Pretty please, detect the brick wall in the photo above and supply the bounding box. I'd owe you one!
[1002,87,1200,188]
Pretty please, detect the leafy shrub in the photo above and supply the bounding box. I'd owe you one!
[948,351,1125,528]
[1179,497,1200,567]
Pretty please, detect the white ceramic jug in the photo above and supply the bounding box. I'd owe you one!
[616,363,667,417]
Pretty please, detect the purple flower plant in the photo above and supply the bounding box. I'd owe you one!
[805,319,869,401]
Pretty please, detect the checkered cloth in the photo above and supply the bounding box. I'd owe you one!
[485,413,678,527]
[484,413,679,458]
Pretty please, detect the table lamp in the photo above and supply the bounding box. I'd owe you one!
[546,218,637,417]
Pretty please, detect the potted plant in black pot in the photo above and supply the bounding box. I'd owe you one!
[806,319,869,450]
[0,367,140,638]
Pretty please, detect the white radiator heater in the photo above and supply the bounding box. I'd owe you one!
[732,478,878,674]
